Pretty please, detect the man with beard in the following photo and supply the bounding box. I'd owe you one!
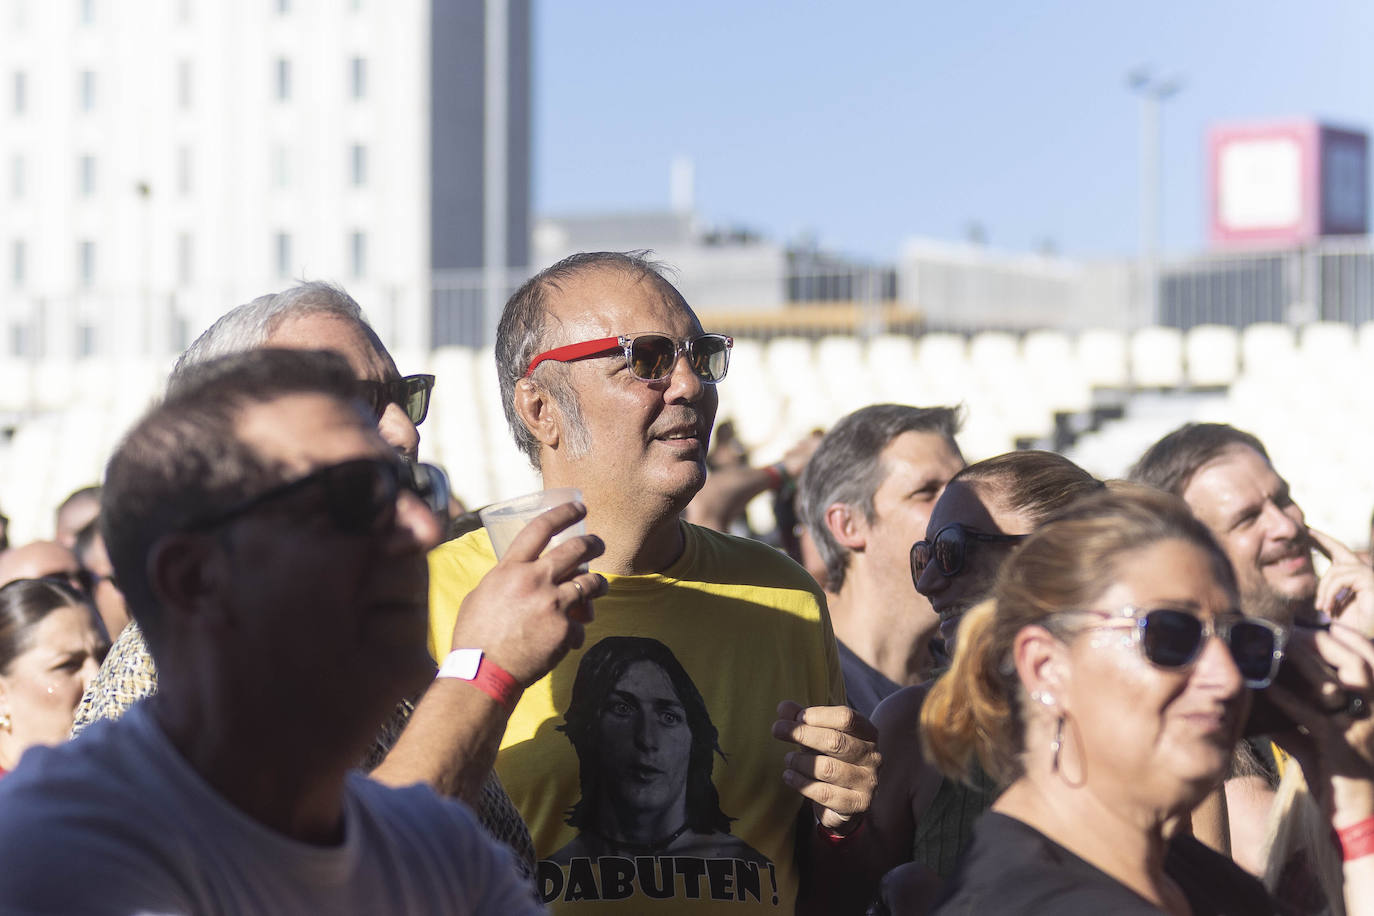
[427,251,880,914]
[1129,423,1373,633]
[1129,421,1374,878]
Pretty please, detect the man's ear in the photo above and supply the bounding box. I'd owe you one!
[513,377,561,449]
[145,532,229,628]
[824,503,867,551]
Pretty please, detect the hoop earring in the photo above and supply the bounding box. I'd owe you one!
[1050,715,1064,773]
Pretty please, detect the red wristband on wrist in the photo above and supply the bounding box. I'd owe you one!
[471,657,521,711]
[438,651,523,711]
[1337,816,1374,862]
[816,815,865,845]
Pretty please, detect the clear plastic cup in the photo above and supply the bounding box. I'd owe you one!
[478,487,586,560]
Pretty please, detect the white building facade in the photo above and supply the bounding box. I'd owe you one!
[0,0,528,365]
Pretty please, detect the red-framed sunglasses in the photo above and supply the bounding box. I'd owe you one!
[524,332,733,383]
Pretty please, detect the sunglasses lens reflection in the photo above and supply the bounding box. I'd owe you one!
[629,335,677,379]
[1140,610,1204,669]
[933,529,963,576]
[911,542,930,573]
[689,336,730,381]
[626,335,731,381]
[403,376,434,425]
[1228,621,1278,682]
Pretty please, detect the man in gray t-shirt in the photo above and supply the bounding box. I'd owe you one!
[0,349,552,914]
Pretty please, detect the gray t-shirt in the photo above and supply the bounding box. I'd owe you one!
[0,704,541,915]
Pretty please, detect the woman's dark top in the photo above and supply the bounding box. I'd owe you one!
[911,768,998,879]
[932,812,1277,915]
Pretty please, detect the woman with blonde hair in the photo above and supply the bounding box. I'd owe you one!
[922,487,1374,914]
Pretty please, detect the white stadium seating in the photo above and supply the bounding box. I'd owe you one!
[2,321,1373,548]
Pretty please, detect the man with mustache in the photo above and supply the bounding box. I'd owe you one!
[1129,422,1373,633]
[1129,421,1374,879]
[427,251,880,914]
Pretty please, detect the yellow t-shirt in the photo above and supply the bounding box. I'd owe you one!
[428,522,844,914]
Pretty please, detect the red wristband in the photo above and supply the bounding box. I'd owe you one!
[1337,816,1374,862]
[438,651,523,711]
[816,815,865,845]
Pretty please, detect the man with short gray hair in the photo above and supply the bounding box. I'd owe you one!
[0,348,545,913]
[798,404,964,715]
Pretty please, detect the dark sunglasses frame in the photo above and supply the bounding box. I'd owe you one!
[356,374,436,426]
[183,457,450,534]
[910,522,1028,584]
[1079,606,1287,689]
[523,332,733,382]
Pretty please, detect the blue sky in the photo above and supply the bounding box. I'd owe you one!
[534,1,1374,261]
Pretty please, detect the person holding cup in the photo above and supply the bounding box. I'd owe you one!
[427,251,878,914]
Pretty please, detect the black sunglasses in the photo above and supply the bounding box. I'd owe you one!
[910,523,1028,584]
[524,333,733,383]
[185,457,450,534]
[1078,606,1287,689]
[356,374,435,426]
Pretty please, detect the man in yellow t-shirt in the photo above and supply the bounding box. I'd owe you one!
[428,252,880,914]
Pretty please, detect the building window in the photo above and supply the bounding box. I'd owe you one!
[77,324,96,357]
[274,58,290,101]
[12,71,26,114]
[77,239,95,288]
[78,69,96,112]
[272,145,289,188]
[176,232,193,285]
[349,143,366,186]
[10,324,30,357]
[176,146,192,195]
[274,232,291,277]
[78,154,96,196]
[11,239,25,287]
[350,57,366,100]
[349,230,366,278]
[9,155,23,199]
[177,60,192,110]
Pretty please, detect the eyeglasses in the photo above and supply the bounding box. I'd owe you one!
[185,457,451,534]
[524,332,733,383]
[910,523,1028,584]
[1076,606,1287,689]
[356,374,435,426]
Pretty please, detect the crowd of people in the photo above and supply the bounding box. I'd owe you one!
[0,251,1370,915]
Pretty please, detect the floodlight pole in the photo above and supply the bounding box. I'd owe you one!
[1127,69,1181,325]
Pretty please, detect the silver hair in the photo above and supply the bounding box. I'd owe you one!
[170,281,393,389]
[798,404,964,592]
